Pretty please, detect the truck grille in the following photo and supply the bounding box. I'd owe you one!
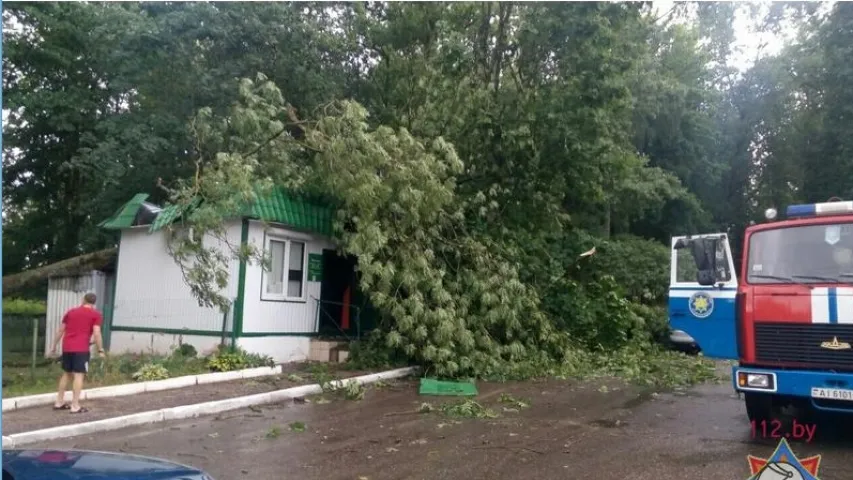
[754,323,853,370]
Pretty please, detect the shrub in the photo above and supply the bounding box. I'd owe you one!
[583,234,670,305]
[347,330,408,370]
[175,343,198,358]
[132,363,170,381]
[244,352,275,368]
[3,298,47,316]
[629,303,670,345]
[205,346,274,372]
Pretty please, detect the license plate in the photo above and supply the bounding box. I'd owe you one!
[811,387,853,401]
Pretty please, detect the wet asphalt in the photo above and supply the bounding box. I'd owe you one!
[28,375,853,479]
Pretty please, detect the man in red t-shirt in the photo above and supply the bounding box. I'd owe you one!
[50,293,106,413]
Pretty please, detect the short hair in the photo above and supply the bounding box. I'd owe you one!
[83,293,97,305]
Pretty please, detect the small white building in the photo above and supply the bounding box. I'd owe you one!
[97,188,365,363]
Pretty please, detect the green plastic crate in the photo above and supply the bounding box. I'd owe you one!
[418,378,478,396]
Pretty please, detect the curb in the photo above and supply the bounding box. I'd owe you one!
[3,366,417,447]
[2,365,284,412]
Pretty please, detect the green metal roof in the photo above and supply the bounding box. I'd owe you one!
[147,198,200,232]
[121,186,335,237]
[99,194,150,230]
[243,187,334,237]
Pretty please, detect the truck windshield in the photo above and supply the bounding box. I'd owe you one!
[747,222,853,284]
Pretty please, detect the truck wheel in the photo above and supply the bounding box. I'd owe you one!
[745,392,773,423]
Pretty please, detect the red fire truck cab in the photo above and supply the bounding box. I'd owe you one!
[669,200,853,421]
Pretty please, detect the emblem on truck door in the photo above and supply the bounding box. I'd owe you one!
[820,337,851,350]
[688,291,714,318]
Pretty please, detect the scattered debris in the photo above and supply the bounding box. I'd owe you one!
[429,399,498,419]
[499,393,530,410]
[344,380,366,400]
[289,421,306,433]
[287,373,304,382]
[265,426,281,439]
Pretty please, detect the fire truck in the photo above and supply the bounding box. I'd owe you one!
[669,200,853,422]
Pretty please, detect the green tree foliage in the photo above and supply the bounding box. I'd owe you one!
[5,1,847,379]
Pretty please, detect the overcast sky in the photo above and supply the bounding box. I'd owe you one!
[653,1,833,72]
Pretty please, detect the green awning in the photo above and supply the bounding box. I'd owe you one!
[244,187,334,237]
[140,186,334,237]
[99,194,150,230]
[147,198,200,233]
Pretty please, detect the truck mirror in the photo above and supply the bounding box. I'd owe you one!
[674,236,720,285]
[673,238,689,249]
[692,238,719,285]
[696,269,717,286]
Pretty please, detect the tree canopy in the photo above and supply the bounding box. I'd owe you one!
[4,2,849,379]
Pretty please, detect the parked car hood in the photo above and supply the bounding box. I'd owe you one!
[2,449,214,480]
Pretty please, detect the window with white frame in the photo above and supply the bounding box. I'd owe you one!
[262,237,307,301]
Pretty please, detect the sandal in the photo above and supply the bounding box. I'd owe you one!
[52,404,70,410]
[69,407,89,414]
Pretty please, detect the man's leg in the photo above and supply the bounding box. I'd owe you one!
[70,373,85,411]
[54,372,70,408]
[69,352,89,413]
[54,353,73,408]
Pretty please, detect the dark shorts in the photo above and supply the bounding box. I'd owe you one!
[61,352,90,374]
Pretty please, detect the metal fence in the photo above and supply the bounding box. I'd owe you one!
[3,314,46,366]
[314,298,379,340]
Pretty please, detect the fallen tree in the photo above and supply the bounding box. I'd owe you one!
[2,248,117,294]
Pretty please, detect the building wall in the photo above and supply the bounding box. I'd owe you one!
[237,336,311,364]
[110,331,224,357]
[109,219,336,361]
[241,220,335,335]
[109,222,241,355]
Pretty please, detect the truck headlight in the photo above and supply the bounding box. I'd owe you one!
[737,371,775,390]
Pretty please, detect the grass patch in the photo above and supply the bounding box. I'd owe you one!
[2,351,210,398]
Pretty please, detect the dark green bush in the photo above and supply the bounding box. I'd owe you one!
[3,298,47,316]
[205,345,275,372]
[347,330,408,369]
[628,303,670,345]
[176,343,198,358]
[584,234,670,305]
[509,229,671,351]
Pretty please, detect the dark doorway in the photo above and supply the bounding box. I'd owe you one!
[318,249,358,337]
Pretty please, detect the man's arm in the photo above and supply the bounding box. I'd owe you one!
[50,324,65,355]
[92,325,105,355]
[92,310,105,356]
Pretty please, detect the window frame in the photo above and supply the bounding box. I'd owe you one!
[669,233,738,288]
[260,234,309,303]
[745,222,853,285]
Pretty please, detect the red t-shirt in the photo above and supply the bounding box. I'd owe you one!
[62,305,103,353]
